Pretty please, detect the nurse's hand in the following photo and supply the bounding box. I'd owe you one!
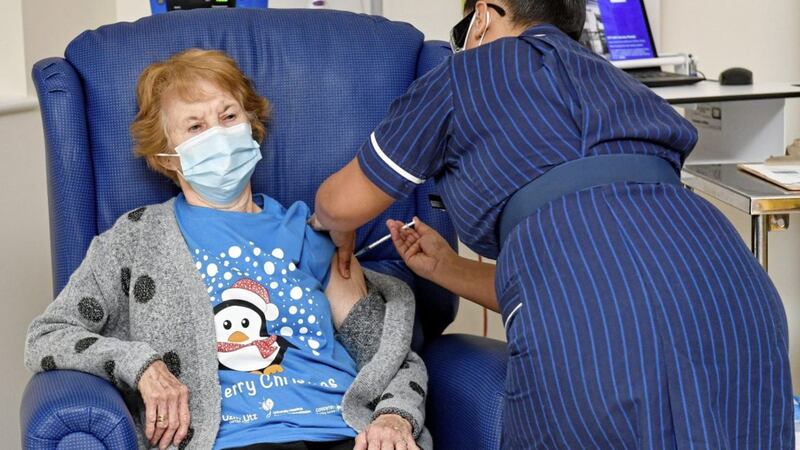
[387,216,456,282]
[329,229,356,279]
[390,217,500,312]
[354,414,419,450]
[309,213,355,279]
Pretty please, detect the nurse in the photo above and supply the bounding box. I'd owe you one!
[313,0,794,448]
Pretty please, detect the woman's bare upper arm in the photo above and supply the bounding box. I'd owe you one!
[325,254,368,329]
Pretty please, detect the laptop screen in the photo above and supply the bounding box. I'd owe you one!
[580,0,657,61]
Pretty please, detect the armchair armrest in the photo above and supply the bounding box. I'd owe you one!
[20,370,137,449]
[424,334,507,450]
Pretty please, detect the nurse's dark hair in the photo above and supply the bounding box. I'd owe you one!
[464,0,586,41]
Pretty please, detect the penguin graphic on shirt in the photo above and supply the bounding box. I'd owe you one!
[214,278,296,375]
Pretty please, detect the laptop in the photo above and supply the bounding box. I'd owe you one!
[579,0,704,88]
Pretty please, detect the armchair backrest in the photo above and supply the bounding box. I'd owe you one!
[33,8,457,346]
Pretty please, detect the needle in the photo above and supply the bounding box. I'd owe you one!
[354,220,416,257]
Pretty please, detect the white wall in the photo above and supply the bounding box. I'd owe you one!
[383,0,462,41]
[0,1,27,97]
[115,0,151,23]
[22,0,118,94]
[269,0,369,13]
[269,0,462,41]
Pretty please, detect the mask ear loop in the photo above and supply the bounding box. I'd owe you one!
[154,151,185,180]
[460,12,478,53]
[478,8,491,47]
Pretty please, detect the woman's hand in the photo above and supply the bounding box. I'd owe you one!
[138,360,191,449]
[355,414,419,450]
[387,217,457,283]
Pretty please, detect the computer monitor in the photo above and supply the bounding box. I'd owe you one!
[580,0,658,61]
[150,0,268,14]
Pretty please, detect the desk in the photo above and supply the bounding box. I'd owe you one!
[682,164,800,270]
[651,82,800,270]
[652,81,800,105]
[652,82,800,165]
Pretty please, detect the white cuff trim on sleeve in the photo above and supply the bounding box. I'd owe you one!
[370,132,426,185]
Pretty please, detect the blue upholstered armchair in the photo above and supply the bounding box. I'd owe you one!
[22,9,507,449]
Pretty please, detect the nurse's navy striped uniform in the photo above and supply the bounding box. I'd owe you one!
[357,23,794,449]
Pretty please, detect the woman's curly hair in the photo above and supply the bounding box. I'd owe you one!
[131,49,270,181]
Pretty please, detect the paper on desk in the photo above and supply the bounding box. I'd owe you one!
[738,163,800,191]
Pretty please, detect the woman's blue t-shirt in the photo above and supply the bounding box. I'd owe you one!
[174,194,357,449]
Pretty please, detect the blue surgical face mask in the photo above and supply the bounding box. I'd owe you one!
[158,122,262,206]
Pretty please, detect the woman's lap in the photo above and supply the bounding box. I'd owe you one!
[495,183,793,449]
[225,438,355,450]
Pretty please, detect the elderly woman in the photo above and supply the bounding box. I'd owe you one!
[25,49,431,450]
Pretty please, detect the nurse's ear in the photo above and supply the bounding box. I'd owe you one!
[468,1,492,48]
[466,1,523,50]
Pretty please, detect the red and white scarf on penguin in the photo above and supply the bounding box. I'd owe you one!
[217,335,279,358]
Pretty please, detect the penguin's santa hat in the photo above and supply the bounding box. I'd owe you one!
[221,278,279,321]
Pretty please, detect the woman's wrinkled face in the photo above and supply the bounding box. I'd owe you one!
[161,79,248,151]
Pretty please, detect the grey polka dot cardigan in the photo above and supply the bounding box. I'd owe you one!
[24,199,432,449]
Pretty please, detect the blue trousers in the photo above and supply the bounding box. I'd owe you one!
[495,183,794,449]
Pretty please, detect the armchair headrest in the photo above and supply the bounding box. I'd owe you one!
[65,8,424,233]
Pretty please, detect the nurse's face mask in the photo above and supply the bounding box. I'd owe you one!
[158,122,262,206]
[449,3,507,53]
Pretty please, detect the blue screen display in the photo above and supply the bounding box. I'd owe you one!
[580,0,655,61]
